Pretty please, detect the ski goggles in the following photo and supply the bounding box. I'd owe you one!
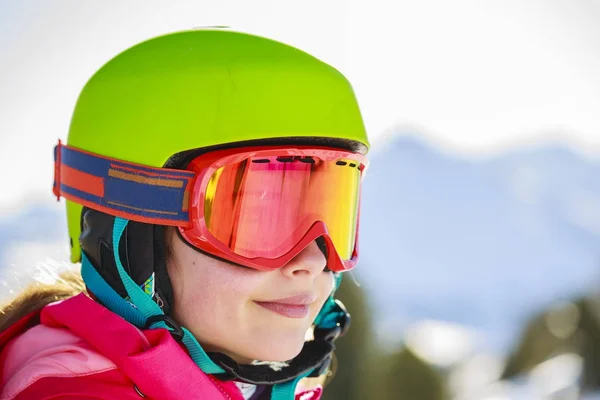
[54,142,368,272]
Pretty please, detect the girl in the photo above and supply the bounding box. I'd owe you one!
[0,29,370,400]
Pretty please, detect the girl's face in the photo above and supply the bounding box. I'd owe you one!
[166,231,335,364]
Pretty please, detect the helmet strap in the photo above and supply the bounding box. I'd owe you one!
[82,217,226,374]
[81,216,349,398]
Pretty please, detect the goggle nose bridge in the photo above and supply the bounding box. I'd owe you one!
[272,220,343,269]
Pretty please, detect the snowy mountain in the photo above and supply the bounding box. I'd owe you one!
[357,135,600,352]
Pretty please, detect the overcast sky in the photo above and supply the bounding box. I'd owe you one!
[1,0,600,209]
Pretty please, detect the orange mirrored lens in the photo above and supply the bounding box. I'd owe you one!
[203,155,361,260]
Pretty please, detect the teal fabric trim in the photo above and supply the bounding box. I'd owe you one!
[111,218,163,317]
[313,297,335,328]
[313,273,344,329]
[81,253,146,327]
[270,369,314,400]
[180,326,227,374]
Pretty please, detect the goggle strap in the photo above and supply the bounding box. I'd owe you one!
[53,141,193,226]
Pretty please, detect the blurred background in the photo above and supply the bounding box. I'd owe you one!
[1,1,600,399]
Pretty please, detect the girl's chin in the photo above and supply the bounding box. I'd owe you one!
[203,327,308,364]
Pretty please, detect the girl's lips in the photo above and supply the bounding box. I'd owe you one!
[255,301,310,318]
[254,294,317,318]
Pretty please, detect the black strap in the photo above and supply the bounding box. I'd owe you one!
[144,314,184,342]
[209,301,350,385]
[209,340,334,385]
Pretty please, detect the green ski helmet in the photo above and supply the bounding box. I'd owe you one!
[65,28,369,263]
[58,29,370,390]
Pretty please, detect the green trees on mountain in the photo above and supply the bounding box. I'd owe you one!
[323,273,447,400]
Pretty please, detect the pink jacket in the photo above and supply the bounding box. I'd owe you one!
[0,293,322,400]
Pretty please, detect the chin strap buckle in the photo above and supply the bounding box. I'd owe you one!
[313,299,351,342]
[144,314,184,342]
[309,299,351,378]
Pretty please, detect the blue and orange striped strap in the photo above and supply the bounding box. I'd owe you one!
[53,141,194,226]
